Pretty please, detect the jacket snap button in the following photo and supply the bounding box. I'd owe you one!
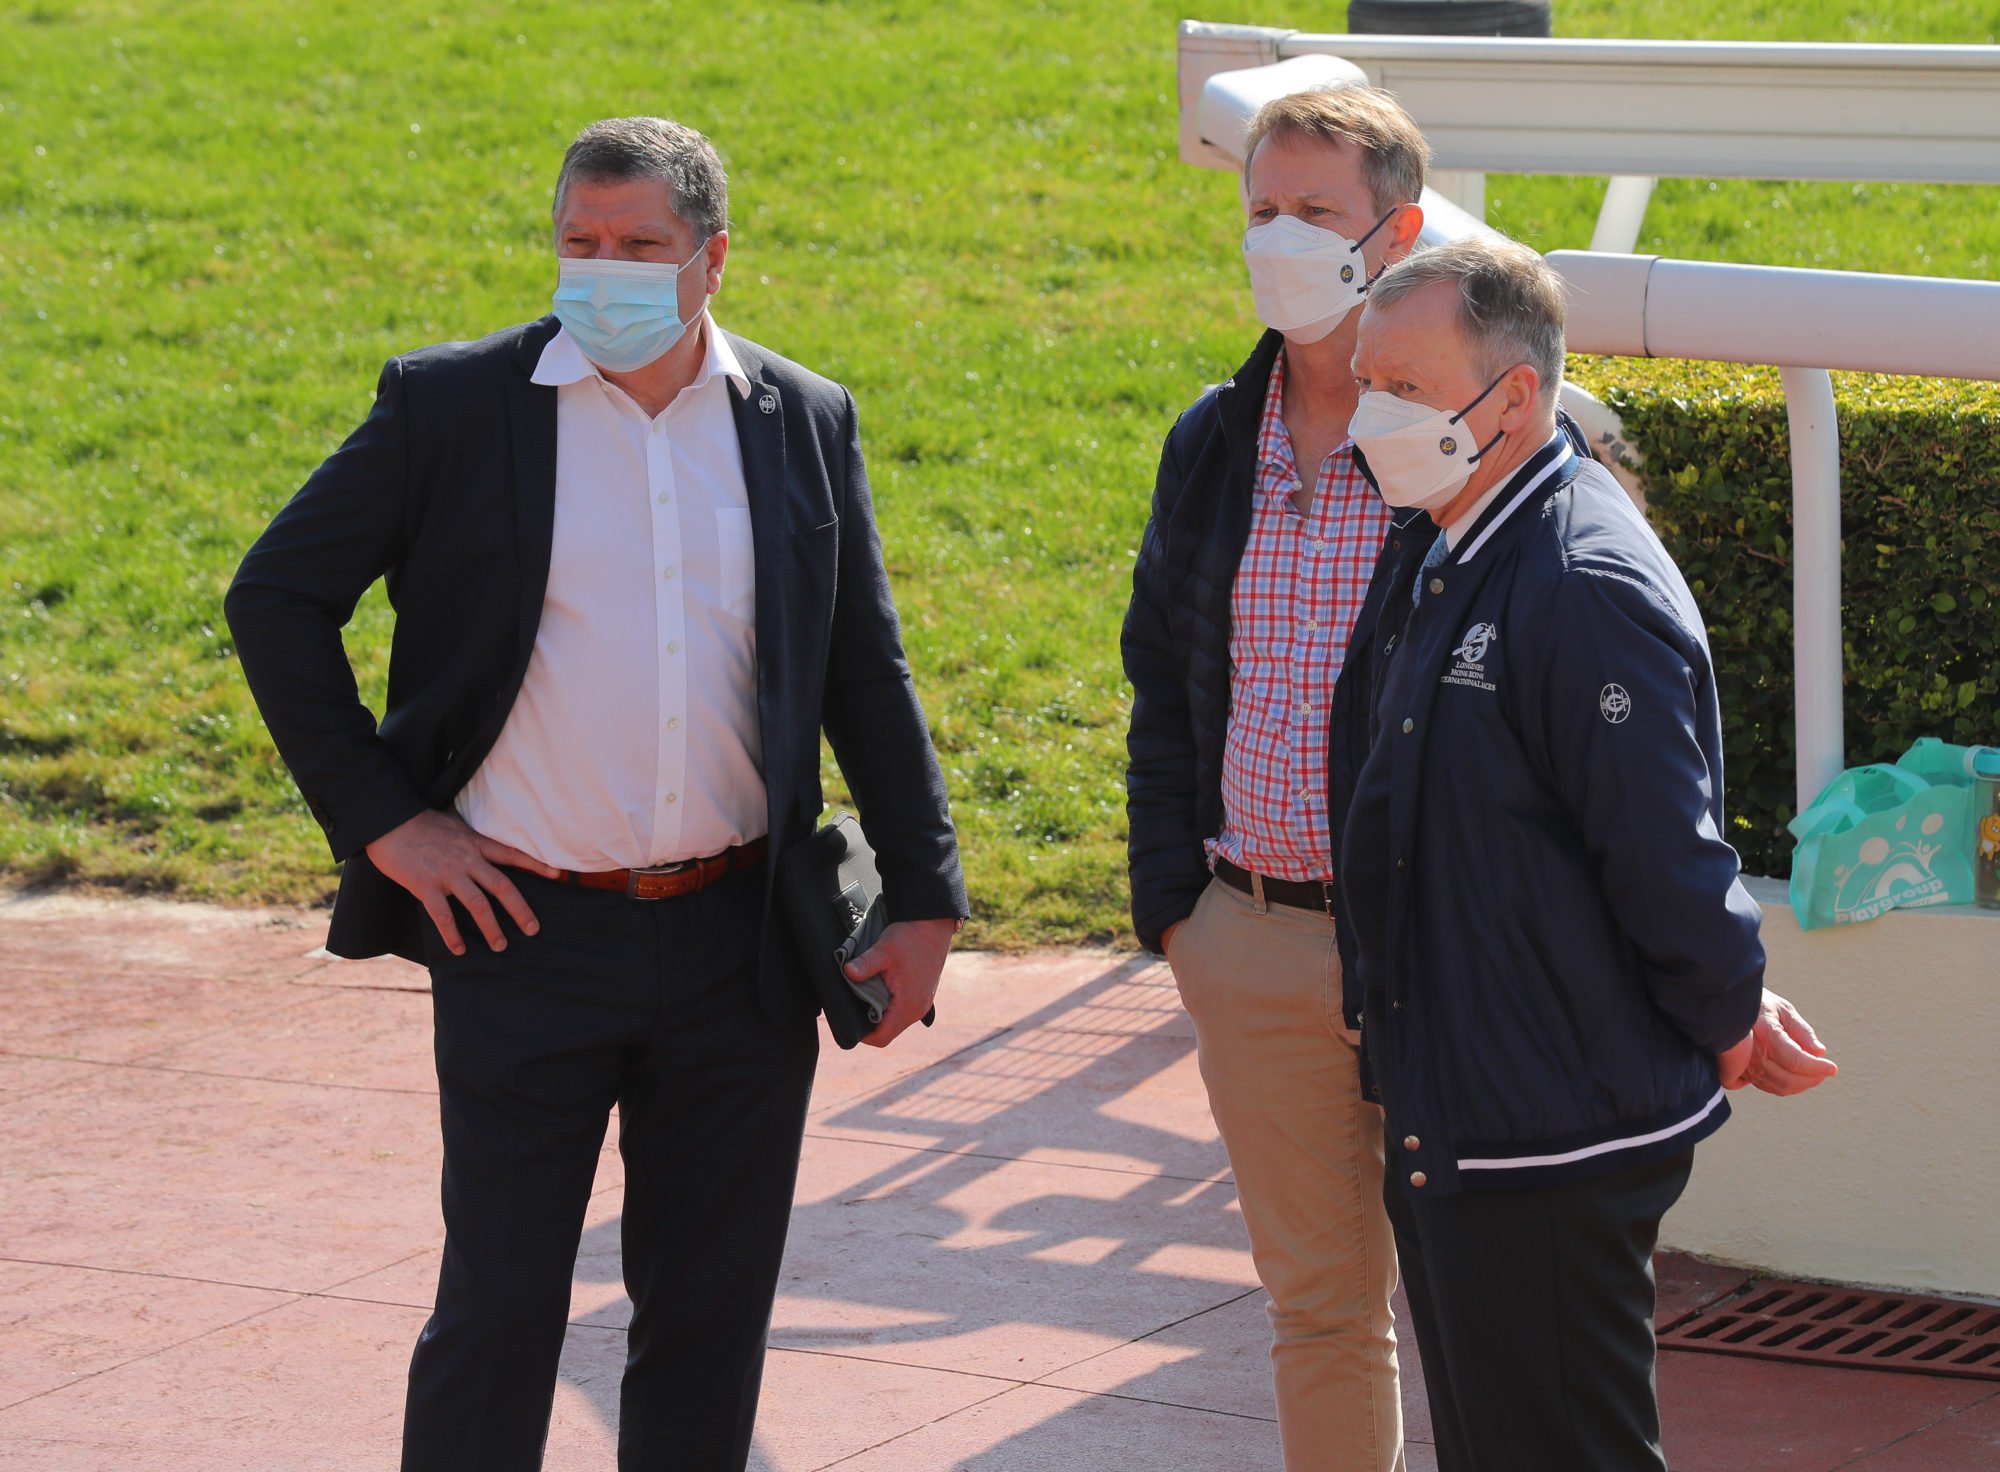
[1395,857,1407,871]
[1409,1171,1428,1188]
[1401,718,1414,734]
[1403,1135,1421,1151]
[1429,577,1445,596]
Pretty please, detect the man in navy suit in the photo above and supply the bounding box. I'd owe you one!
[226,116,967,1471]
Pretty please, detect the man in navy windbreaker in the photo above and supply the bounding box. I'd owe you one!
[1332,238,1836,1471]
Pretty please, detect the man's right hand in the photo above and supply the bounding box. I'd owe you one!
[365,809,563,956]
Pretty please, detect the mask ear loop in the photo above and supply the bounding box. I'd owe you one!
[1351,207,1402,289]
[1449,368,1513,464]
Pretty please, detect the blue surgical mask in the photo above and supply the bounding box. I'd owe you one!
[550,240,710,372]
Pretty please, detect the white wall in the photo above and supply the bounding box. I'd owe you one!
[1663,877,2000,1297]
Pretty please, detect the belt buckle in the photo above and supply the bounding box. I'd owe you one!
[625,860,690,901]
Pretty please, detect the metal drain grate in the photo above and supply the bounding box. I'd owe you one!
[1659,1282,2000,1380]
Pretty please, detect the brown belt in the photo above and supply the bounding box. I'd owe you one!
[552,837,768,901]
[1214,857,1337,917]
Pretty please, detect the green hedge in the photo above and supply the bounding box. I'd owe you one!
[1563,359,2000,878]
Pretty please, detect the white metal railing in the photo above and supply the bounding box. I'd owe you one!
[1178,23,2000,252]
[1176,25,2000,815]
[1550,252,2000,809]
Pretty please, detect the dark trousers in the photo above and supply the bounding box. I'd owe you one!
[1385,1149,1693,1472]
[401,867,818,1472]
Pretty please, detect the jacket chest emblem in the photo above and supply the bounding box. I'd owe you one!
[1441,621,1498,693]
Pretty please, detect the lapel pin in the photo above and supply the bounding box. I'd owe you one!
[758,393,777,415]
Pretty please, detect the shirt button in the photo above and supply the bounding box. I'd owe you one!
[1403,1135,1421,1151]
[1299,701,1313,715]
[1313,539,1327,551]
[665,717,680,731]
[657,491,671,504]
[665,792,678,804]
[1401,718,1414,734]
[1305,618,1320,632]
[1409,1171,1428,1189]
[661,566,677,581]
[667,640,681,654]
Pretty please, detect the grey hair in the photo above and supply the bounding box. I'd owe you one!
[552,117,729,240]
[1367,236,1566,401]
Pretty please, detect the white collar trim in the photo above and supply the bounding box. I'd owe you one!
[1455,434,1575,566]
[531,314,752,399]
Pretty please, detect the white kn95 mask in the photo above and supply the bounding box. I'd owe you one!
[1347,373,1508,510]
[1241,211,1394,344]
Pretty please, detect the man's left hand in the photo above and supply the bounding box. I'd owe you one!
[1719,988,1839,1096]
[845,917,959,1048]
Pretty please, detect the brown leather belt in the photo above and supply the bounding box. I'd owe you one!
[1214,857,1337,917]
[553,837,768,901]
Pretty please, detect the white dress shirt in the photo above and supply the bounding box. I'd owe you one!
[455,316,767,870]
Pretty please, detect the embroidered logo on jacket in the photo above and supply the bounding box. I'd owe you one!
[1441,622,1498,692]
[1600,684,1632,723]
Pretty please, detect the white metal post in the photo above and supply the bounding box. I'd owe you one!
[1781,366,1845,813]
[1589,175,1657,254]
[1428,168,1487,220]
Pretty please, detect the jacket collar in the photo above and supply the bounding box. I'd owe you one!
[510,314,564,376]
[1447,432,1579,567]
[1216,329,1287,455]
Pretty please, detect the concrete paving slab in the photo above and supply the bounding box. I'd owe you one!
[1036,1285,1276,1417]
[825,1380,1284,1470]
[0,968,327,1067]
[1656,1250,1759,1326]
[136,986,436,1095]
[770,1134,1257,1382]
[0,893,336,986]
[810,1024,1222,1182]
[0,1260,293,1408]
[751,1350,1020,1472]
[0,1055,104,1101]
[543,1320,623,1469]
[0,1064,440,1292]
[297,951,431,992]
[0,1292,415,1471]
[5,896,1993,1470]
[1838,1388,2000,1468]
[567,1183,632,1328]
[806,1021,1010,1121]
[1658,1348,1998,1470]
[931,952,1178,1034]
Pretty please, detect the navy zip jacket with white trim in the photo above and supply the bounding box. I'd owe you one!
[1332,436,1765,1194]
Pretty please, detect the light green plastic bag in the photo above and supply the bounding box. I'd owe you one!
[1786,739,1987,930]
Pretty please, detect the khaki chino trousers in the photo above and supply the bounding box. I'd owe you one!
[1168,876,1404,1472]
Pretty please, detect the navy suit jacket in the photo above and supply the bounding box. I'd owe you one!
[226,315,967,1024]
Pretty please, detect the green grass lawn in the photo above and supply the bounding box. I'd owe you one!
[3,0,1997,945]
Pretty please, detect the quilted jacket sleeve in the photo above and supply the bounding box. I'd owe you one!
[1122,419,1210,953]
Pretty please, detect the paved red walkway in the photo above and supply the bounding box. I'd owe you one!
[3,892,1995,1469]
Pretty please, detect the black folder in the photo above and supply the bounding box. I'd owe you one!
[777,813,935,1049]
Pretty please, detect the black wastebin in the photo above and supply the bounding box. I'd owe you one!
[1347,0,1552,36]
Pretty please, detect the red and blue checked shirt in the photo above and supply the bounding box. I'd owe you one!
[1208,351,1395,883]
